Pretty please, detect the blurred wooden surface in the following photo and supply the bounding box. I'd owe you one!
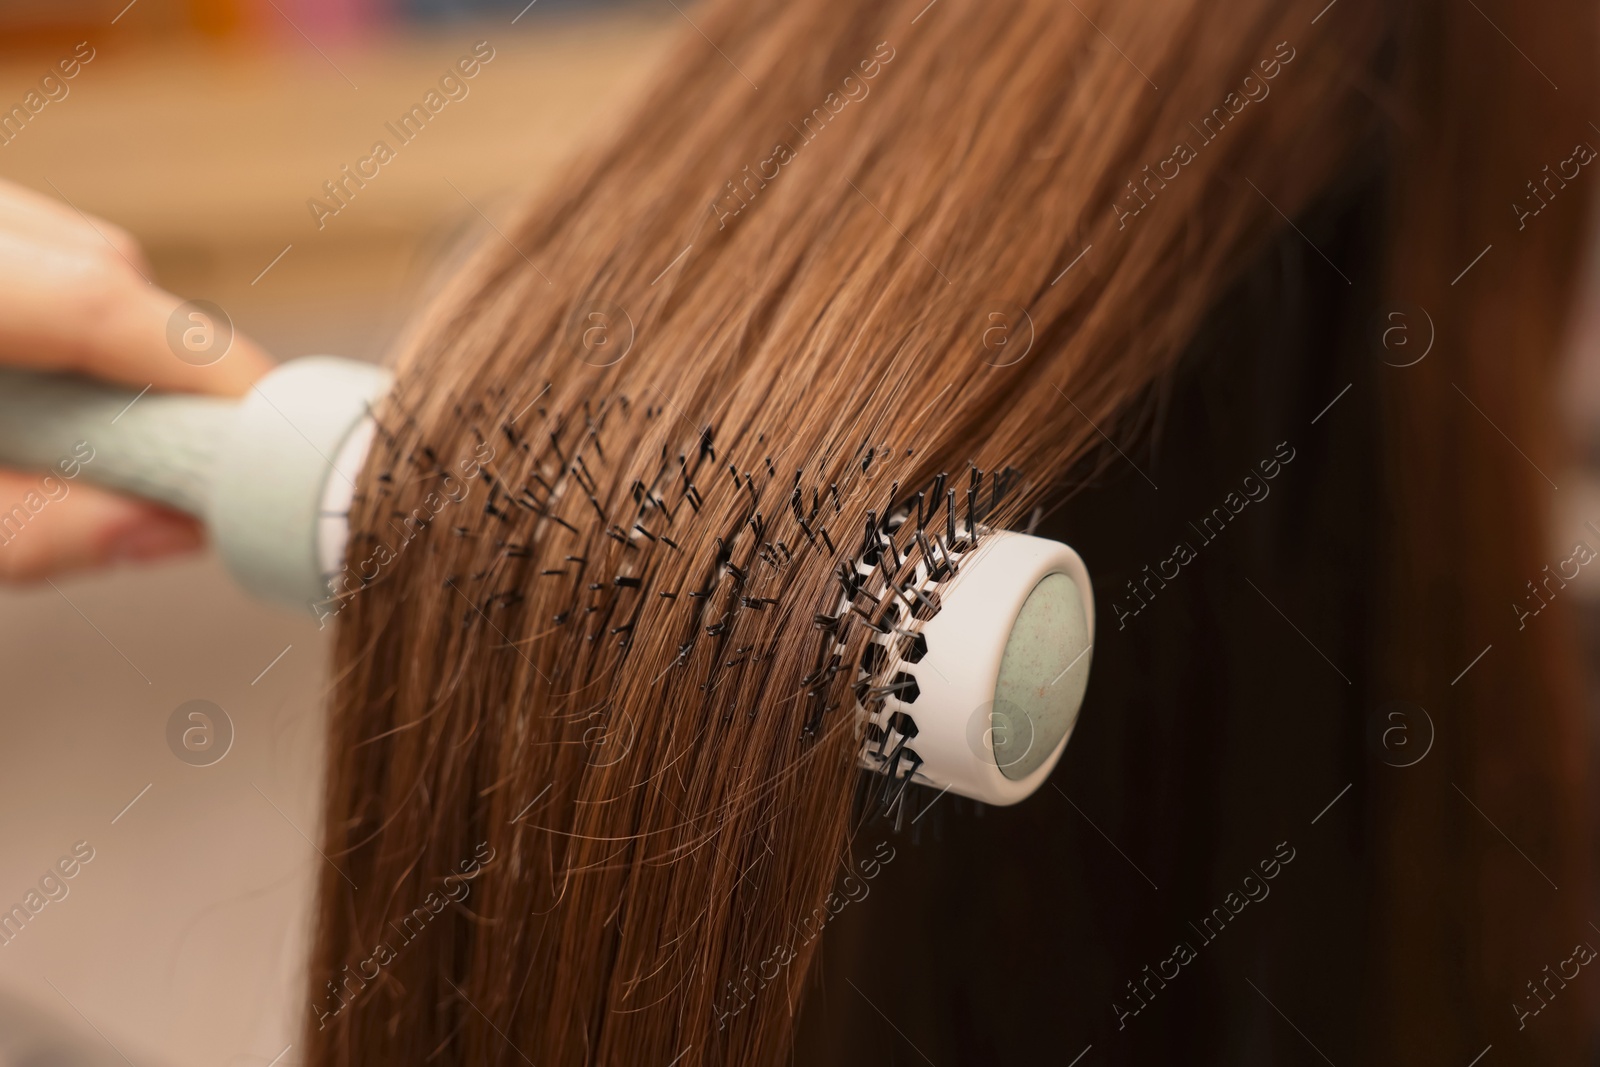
[0,10,671,1067]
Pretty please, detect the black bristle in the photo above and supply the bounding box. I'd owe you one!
[850,603,889,634]
[882,525,901,569]
[571,459,595,495]
[836,564,861,599]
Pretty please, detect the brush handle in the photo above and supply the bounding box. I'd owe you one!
[0,357,392,611]
[0,371,228,516]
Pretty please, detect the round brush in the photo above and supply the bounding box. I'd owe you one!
[0,358,1095,804]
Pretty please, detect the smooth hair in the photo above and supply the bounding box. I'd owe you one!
[307,0,1594,1064]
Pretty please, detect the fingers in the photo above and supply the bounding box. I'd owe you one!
[0,179,273,399]
[0,176,150,274]
[0,235,273,398]
[0,180,275,585]
[0,471,202,583]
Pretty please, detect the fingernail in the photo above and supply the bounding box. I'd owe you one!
[109,519,203,563]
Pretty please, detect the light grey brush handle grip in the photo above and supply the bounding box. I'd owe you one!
[0,358,392,611]
[0,370,230,516]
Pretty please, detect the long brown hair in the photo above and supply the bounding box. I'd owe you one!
[306,0,1595,1063]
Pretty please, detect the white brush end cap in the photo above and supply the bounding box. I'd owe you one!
[209,356,392,610]
[861,530,1095,806]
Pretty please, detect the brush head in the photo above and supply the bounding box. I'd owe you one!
[854,528,1095,806]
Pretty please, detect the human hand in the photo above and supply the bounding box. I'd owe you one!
[0,178,274,581]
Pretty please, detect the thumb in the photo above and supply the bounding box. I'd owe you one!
[0,471,202,582]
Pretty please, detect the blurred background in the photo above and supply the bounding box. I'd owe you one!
[0,3,672,1065]
[3,3,1600,1067]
